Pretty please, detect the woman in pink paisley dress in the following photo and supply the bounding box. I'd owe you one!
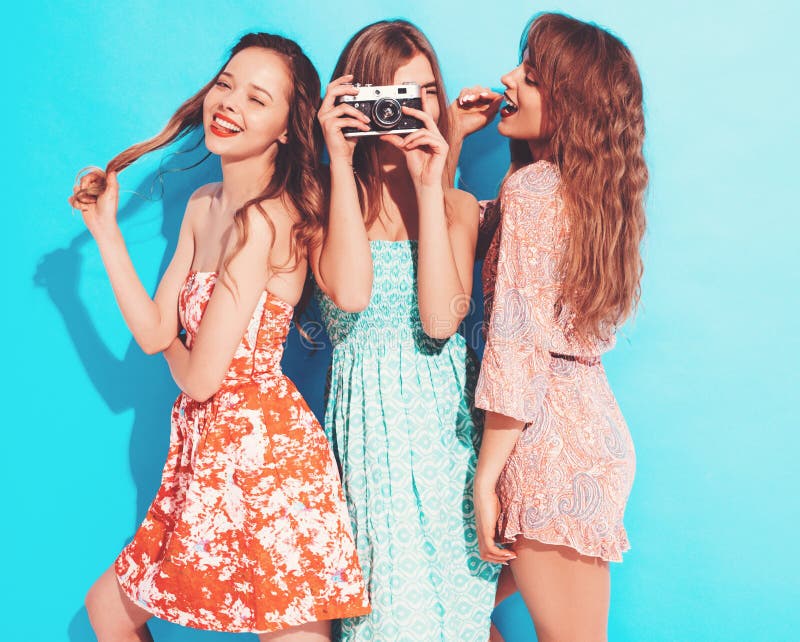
[450,13,648,642]
[69,33,368,641]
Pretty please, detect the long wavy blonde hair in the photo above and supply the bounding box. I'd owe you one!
[514,13,648,339]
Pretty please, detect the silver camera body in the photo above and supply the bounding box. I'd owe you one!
[339,82,424,137]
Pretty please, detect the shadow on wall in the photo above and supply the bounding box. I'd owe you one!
[36,136,218,523]
[44,117,511,641]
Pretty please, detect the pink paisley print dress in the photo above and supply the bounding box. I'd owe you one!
[115,271,370,632]
[475,161,635,562]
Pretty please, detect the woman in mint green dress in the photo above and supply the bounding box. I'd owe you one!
[308,20,501,642]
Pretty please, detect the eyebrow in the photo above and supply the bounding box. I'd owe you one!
[421,81,437,89]
[218,71,274,100]
[250,84,273,100]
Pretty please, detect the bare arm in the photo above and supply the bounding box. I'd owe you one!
[446,86,503,185]
[382,97,478,339]
[476,411,525,492]
[473,410,523,563]
[310,75,374,312]
[69,171,197,355]
[163,207,273,402]
[416,187,478,338]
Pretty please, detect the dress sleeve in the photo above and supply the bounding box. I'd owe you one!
[474,163,607,423]
[477,200,501,261]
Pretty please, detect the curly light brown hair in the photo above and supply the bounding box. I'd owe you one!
[514,13,648,340]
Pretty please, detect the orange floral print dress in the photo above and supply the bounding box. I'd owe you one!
[476,161,635,562]
[115,271,370,632]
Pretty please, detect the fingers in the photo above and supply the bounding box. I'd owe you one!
[68,194,87,209]
[337,118,373,132]
[399,130,447,154]
[71,182,94,209]
[457,86,501,107]
[399,129,430,146]
[459,85,489,99]
[477,524,517,564]
[321,103,369,123]
[401,105,437,132]
[319,102,370,135]
[378,134,405,149]
[320,74,359,111]
[78,171,100,192]
[72,169,105,204]
[381,127,447,154]
[97,170,120,210]
[480,539,517,565]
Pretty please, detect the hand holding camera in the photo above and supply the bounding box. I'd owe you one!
[321,75,445,187]
[318,75,372,162]
[379,89,448,189]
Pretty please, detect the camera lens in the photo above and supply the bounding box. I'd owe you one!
[372,98,402,128]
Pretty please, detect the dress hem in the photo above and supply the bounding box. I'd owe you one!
[115,566,370,634]
[498,528,628,563]
[497,509,630,564]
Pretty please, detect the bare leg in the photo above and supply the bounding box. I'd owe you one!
[85,565,153,642]
[489,564,518,642]
[258,619,331,641]
[510,538,609,642]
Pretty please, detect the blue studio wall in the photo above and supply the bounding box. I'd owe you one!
[4,0,798,640]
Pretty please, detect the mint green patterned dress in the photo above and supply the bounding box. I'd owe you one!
[315,240,499,642]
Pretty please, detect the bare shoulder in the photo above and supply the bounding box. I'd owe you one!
[253,195,300,228]
[445,187,479,209]
[182,182,219,223]
[187,182,220,207]
[444,187,480,229]
[240,200,277,239]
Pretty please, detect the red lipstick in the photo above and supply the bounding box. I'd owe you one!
[209,112,243,137]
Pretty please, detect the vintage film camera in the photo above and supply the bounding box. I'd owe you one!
[339,82,424,137]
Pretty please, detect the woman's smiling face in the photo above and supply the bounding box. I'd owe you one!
[203,47,293,160]
[497,56,550,145]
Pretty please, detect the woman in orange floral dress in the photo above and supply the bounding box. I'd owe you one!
[450,13,648,642]
[69,33,368,640]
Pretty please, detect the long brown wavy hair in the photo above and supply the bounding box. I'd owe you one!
[74,33,324,319]
[331,20,451,227]
[513,13,648,340]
